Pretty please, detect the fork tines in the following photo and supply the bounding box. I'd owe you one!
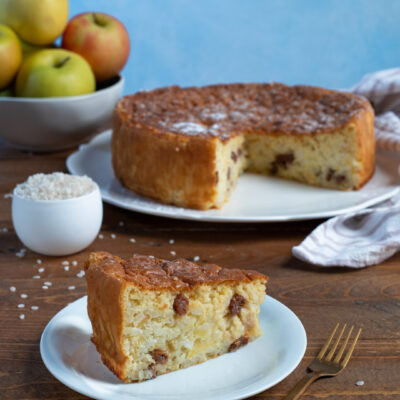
[317,323,362,367]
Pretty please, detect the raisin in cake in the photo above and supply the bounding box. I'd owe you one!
[84,252,267,382]
[112,83,375,209]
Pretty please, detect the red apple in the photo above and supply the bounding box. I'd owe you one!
[61,12,130,82]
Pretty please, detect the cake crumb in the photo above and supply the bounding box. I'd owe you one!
[38,267,45,273]
[72,260,78,267]
[170,251,176,256]
[31,306,39,311]
[32,275,40,279]
[129,238,136,243]
[42,285,48,290]
[9,286,16,292]
[356,380,364,386]
[17,304,25,308]
[193,256,200,262]
[169,239,175,244]
[20,293,28,299]
[64,266,70,271]
[111,233,116,239]
[98,234,104,239]
[19,314,25,320]
[68,285,76,291]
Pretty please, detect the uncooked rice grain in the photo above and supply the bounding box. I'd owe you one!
[14,172,96,201]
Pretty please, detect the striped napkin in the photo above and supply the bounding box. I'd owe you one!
[293,69,400,268]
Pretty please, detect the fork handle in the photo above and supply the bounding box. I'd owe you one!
[283,372,321,400]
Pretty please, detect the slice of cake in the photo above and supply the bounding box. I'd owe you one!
[112,83,375,209]
[84,252,268,382]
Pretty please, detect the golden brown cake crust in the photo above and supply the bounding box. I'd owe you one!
[84,252,267,291]
[115,83,372,138]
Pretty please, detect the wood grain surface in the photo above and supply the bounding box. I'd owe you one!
[0,141,399,399]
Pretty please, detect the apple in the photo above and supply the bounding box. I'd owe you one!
[62,12,130,82]
[0,0,69,46]
[0,86,13,96]
[0,24,21,90]
[19,38,53,61]
[16,49,95,97]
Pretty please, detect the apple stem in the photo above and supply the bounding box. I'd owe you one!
[93,13,100,25]
[56,56,70,68]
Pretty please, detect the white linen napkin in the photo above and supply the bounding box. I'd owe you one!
[292,69,400,267]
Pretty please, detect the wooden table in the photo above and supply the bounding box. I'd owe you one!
[1,140,399,400]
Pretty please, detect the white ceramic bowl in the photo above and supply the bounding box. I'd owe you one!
[0,76,124,152]
[12,185,103,256]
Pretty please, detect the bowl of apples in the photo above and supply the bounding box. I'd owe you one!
[0,1,129,151]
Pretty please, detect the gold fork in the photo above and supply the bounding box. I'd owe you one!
[284,323,362,400]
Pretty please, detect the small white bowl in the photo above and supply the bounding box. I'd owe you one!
[0,76,124,152]
[12,185,103,256]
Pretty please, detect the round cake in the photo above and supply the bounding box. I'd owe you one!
[112,83,375,209]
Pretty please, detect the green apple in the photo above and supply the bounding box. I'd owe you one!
[20,38,53,60]
[16,49,96,97]
[0,24,22,90]
[0,86,13,96]
[0,0,69,46]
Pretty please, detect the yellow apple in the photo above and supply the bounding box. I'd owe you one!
[16,49,95,97]
[0,24,22,90]
[0,0,69,46]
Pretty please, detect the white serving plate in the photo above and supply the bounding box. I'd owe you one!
[67,130,400,222]
[40,295,306,400]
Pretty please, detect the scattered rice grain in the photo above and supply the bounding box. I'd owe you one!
[36,259,42,264]
[38,267,45,273]
[98,234,104,239]
[76,271,85,278]
[20,293,28,299]
[17,304,25,308]
[64,266,69,271]
[129,238,136,243]
[68,285,76,291]
[19,314,25,320]
[4,193,12,199]
[118,221,124,227]
[193,256,200,262]
[61,261,69,266]
[32,275,40,279]
[72,260,78,267]
[170,251,176,256]
[9,286,16,292]
[356,380,364,386]
[2,227,8,232]
[42,285,48,290]
[169,239,175,244]
[31,306,39,311]
[111,233,116,239]
[44,282,52,286]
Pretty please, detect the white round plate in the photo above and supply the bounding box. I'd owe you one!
[67,130,400,222]
[40,295,306,400]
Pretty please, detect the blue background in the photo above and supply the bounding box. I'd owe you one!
[73,0,399,94]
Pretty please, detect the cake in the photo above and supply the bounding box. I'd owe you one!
[112,83,375,210]
[84,251,268,382]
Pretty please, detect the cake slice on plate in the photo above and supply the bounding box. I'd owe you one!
[84,251,268,382]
